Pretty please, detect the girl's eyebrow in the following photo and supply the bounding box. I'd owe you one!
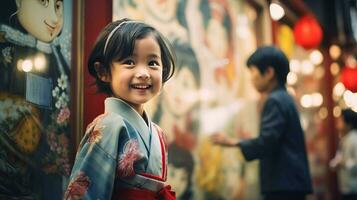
[147,54,161,59]
[131,53,161,59]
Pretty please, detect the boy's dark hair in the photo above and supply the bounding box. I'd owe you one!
[88,18,176,94]
[341,108,357,129]
[246,46,289,85]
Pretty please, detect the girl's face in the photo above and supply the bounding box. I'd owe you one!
[101,35,163,115]
[16,0,64,42]
[163,66,199,116]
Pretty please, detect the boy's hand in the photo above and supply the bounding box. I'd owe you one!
[210,133,239,147]
[329,152,343,170]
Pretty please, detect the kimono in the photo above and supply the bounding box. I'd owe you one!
[0,23,71,199]
[65,97,175,200]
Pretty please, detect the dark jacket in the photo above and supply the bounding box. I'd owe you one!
[239,86,312,194]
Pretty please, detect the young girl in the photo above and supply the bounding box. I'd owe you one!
[64,18,176,200]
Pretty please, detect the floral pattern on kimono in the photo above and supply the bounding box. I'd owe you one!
[65,98,169,200]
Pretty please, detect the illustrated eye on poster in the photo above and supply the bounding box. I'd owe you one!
[0,0,81,199]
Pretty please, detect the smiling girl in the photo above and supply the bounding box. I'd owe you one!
[65,18,176,200]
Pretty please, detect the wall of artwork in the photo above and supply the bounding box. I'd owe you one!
[0,0,73,199]
[113,0,270,199]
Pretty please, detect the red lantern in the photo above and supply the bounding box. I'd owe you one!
[293,15,323,50]
[341,66,357,93]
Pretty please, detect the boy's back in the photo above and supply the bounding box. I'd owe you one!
[240,86,312,193]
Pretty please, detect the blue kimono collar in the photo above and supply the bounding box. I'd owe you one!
[104,97,152,143]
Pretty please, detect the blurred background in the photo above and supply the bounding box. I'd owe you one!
[0,0,356,199]
[83,0,357,199]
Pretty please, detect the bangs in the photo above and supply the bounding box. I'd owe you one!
[104,23,154,63]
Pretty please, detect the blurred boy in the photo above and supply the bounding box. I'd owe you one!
[211,46,312,200]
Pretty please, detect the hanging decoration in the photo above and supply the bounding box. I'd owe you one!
[341,66,357,93]
[293,15,323,50]
[277,24,295,58]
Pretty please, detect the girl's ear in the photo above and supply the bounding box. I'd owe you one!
[94,62,111,82]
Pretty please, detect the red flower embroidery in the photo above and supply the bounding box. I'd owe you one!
[86,113,107,131]
[88,128,103,144]
[88,120,106,145]
[117,139,143,177]
[64,172,90,200]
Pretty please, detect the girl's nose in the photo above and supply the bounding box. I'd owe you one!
[135,68,150,79]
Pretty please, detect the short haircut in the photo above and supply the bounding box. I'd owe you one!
[341,108,357,129]
[246,46,289,85]
[88,18,176,94]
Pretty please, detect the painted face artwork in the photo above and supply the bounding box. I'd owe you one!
[167,163,189,198]
[103,35,163,113]
[163,66,199,116]
[16,0,64,42]
[143,0,177,21]
[206,18,228,59]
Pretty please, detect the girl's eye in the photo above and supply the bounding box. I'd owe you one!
[123,59,135,65]
[148,60,160,68]
[38,0,49,7]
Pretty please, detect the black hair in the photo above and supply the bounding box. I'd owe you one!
[173,40,201,87]
[88,18,176,94]
[246,45,290,85]
[0,0,27,33]
[168,143,194,199]
[0,0,15,23]
[341,108,357,129]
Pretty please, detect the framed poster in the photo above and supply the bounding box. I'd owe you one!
[0,0,81,199]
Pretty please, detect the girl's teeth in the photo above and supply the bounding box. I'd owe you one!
[133,85,149,89]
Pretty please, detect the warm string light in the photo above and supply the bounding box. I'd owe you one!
[16,54,47,73]
[309,50,323,65]
[329,44,341,60]
[300,93,323,108]
[269,2,285,21]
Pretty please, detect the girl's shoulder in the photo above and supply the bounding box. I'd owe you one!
[84,112,127,144]
[86,112,126,129]
[79,112,128,159]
